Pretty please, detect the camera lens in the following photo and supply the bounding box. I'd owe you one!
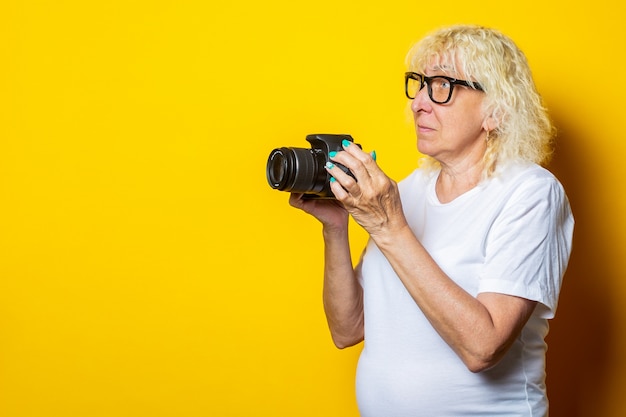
[268,151,287,186]
[266,147,328,195]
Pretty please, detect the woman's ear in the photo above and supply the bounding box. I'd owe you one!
[482,114,499,132]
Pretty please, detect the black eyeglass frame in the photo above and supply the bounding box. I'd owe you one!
[404,72,484,104]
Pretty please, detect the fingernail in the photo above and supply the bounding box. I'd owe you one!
[325,162,335,169]
[371,150,377,161]
[342,139,351,147]
[329,151,337,158]
[330,177,336,183]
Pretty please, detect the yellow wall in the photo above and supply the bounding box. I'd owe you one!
[1,1,624,416]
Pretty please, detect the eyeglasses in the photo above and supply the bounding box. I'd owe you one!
[404,72,484,104]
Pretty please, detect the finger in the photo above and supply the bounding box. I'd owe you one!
[331,143,379,181]
[289,192,304,208]
[341,139,372,164]
[329,177,350,200]
[325,161,358,189]
[326,162,363,203]
[328,155,373,193]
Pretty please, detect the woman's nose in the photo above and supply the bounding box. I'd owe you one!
[410,87,431,113]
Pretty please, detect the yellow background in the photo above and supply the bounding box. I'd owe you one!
[1,1,624,416]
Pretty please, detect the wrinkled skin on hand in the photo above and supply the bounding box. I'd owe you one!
[288,193,349,232]
[325,141,408,239]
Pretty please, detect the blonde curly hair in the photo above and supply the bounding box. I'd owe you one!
[406,25,555,177]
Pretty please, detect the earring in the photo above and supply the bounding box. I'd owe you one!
[486,130,491,142]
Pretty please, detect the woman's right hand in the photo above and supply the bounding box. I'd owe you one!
[289,193,349,231]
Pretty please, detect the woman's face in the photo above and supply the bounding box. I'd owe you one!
[411,62,488,167]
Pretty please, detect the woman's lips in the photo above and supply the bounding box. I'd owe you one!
[418,124,435,133]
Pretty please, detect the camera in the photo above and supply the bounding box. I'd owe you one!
[266,134,359,199]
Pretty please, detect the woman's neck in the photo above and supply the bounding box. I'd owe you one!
[436,160,484,203]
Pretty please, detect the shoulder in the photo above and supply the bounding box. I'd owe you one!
[476,163,574,238]
[491,163,568,203]
[488,163,574,231]
[496,162,557,184]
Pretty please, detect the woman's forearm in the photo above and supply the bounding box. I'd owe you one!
[372,225,536,372]
[322,225,364,349]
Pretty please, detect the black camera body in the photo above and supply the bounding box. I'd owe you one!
[266,134,359,199]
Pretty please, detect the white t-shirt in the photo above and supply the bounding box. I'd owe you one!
[355,163,574,417]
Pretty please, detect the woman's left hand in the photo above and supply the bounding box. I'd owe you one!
[327,141,408,239]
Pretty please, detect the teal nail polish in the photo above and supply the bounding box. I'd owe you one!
[342,139,351,147]
[371,150,377,161]
[330,177,336,183]
[329,151,337,158]
[325,161,335,169]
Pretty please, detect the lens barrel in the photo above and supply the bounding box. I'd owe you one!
[266,147,329,196]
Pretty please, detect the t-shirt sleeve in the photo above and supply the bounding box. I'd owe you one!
[478,175,574,319]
